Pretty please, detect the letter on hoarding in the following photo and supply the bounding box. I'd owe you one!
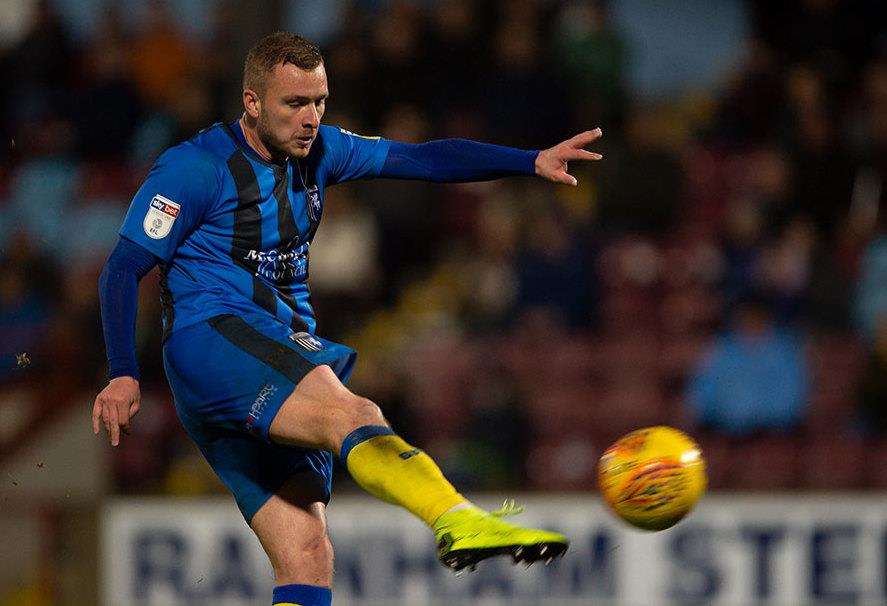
[740,526,785,599]
[811,525,859,602]
[667,525,721,600]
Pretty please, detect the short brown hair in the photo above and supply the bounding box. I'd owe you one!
[243,32,323,94]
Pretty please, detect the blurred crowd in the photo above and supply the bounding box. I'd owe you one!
[0,0,885,495]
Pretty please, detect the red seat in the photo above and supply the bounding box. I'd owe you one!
[591,383,669,438]
[523,385,602,438]
[864,440,887,488]
[694,434,733,490]
[660,336,708,379]
[801,436,866,489]
[597,332,663,385]
[808,336,864,399]
[806,392,856,436]
[733,437,801,490]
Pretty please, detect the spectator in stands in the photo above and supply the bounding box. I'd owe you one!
[758,216,815,322]
[74,7,142,159]
[855,229,887,342]
[513,193,596,328]
[128,0,201,110]
[1,0,74,131]
[596,108,684,234]
[483,4,569,147]
[687,295,809,436]
[553,0,628,131]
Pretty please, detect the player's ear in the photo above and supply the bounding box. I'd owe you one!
[243,88,261,119]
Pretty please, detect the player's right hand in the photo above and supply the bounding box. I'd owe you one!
[92,376,141,447]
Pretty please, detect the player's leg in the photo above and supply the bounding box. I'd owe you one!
[163,317,341,604]
[250,476,333,606]
[268,364,466,525]
[268,365,569,571]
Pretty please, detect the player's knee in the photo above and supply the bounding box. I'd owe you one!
[275,531,334,584]
[349,396,385,429]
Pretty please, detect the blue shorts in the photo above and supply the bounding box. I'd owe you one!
[162,312,357,522]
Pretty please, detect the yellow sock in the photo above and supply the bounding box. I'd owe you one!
[341,426,466,526]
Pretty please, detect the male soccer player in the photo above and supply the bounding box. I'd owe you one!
[93,32,603,606]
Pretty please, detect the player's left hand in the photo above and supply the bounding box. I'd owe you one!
[535,127,603,186]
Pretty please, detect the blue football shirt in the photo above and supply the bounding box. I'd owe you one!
[119,121,391,337]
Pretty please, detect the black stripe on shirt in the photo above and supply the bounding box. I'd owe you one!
[207,314,316,384]
[227,150,278,316]
[273,166,300,250]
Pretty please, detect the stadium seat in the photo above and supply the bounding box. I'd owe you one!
[694,434,733,490]
[808,335,864,400]
[801,435,866,489]
[592,382,669,440]
[806,392,857,437]
[733,436,801,490]
[596,332,663,386]
[864,440,887,489]
[78,161,135,200]
[523,384,601,439]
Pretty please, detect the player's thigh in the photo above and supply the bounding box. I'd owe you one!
[250,475,334,586]
[269,365,388,451]
[165,313,360,446]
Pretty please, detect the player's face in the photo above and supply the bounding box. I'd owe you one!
[257,63,328,159]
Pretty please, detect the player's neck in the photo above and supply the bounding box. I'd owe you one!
[239,115,286,166]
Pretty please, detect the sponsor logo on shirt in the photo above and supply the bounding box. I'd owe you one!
[243,242,309,283]
[143,194,180,239]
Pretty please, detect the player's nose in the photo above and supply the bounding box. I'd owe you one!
[303,104,320,129]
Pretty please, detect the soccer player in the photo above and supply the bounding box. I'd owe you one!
[93,32,603,606]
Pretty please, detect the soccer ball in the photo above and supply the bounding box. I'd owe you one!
[598,426,706,531]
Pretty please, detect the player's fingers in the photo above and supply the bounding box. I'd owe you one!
[108,405,120,446]
[568,148,603,161]
[129,399,141,419]
[101,402,110,433]
[92,399,102,434]
[116,401,130,430]
[553,170,578,186]
[569,127,603,147]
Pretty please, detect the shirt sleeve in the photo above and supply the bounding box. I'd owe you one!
[119,144,222,261]
[99,237,160,380]
[379,139,538,182]
[320,124,392,186]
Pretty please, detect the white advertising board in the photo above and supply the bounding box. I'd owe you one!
[102,494,887,605]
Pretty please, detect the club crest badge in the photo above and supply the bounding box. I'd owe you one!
[306,185,322,222]
[143,194,180,239]
[289,331,324,352]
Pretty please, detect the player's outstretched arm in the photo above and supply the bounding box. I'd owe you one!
[534,127,603,186]
[373,127,603,185]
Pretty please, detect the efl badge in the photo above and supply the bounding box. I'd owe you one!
[290,331,324,352]
[143,195,180,239]
[306,185,322,222]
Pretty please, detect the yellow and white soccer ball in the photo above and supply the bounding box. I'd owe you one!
[598,426,706,531]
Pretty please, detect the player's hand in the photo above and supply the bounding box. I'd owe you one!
[535,127,603,186]
[92,376,141,447]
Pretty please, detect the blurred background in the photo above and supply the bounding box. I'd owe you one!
[0,0,885,604]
